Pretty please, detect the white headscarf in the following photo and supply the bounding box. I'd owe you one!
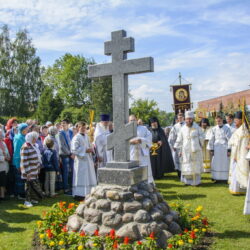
[48,126,58,136]
[25,132,39,144]
[25,132,42,164]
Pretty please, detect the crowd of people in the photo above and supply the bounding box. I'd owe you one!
[0,110,249,215]
[167,110,250,215]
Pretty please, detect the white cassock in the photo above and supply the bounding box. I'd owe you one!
[94,123,110,168]
[201,127,212,173]
[207,125,232,181]
[228,124,248,195]
[71,133,97,197]
[168,122,185,171]
[174,123,204,186]
[130,125,154,184]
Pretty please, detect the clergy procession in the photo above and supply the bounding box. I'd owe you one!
[1,107,250,216]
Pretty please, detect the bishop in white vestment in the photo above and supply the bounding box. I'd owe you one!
[129,115,154,184]
[168,113,185,177]
[208,116,232,181]
[71,122,97,198]
[174,111,205,186]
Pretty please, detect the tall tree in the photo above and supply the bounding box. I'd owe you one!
[0,25,43,116]
[36,86,64,123]
[0,25,13,115]
[43,53,94,107]
[90,77,113,119]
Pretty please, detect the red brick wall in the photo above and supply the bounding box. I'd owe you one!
[198,89,250,111]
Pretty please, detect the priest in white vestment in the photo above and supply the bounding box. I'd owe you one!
[229,111,248,195]
[168,112,185,178]
[94,114,111,168]
[174,111,205,186]
[208,115,232,181]
[71,122,97,199]
[129,115,154,184]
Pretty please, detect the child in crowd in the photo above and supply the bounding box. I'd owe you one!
[43,139,59,197]
[0,130,10,201]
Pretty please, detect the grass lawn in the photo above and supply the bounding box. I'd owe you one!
[1,173,250,249]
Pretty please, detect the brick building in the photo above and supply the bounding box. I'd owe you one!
[198,89,250,111]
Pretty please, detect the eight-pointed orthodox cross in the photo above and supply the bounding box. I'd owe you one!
[88,30,154,166]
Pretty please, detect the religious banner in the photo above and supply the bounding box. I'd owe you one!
[170,84,192,114]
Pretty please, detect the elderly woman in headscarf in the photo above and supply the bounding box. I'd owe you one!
[44,126,59,158]
[149,117,175,179]
[20,132,44,207]
[12,123,29,199]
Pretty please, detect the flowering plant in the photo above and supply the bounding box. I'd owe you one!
[35,201,210,249]
[36,201,160,249]
[167,201,210,249]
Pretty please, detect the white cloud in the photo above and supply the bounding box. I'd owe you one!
[0,0,249,113]
[156,47,213,72]
[201,7,250,26]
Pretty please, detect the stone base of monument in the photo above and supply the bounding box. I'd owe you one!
[66,181,182,248]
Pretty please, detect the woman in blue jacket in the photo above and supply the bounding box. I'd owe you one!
[13,123,29,199]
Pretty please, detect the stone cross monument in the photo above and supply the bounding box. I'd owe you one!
[67,31,181,247]
[88,30,154,185]
[88,30,153,168]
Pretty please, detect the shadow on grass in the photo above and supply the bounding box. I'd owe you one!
[156,179,184,189]
[0,222,25,233]
[0,210,40,223]
[161,193,207,201]
[215,230,250,239]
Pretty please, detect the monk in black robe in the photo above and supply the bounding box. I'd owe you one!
[149,117,175,179]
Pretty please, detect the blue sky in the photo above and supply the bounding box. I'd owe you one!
[0,0,250,111]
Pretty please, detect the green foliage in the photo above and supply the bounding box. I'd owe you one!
[0,116,28,125]
[130,99,160,124]
[90,77,113,119]
[131,98,172,127]
[58,106,89,124]
[35,86,64,123]
[0,25,44,116]
[159,111,175,127]
[43,53,94,108]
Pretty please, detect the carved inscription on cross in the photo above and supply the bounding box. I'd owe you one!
[88,30,153,167]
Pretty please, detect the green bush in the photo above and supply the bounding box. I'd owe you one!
[0,116,28,126]
[58,107,89,124]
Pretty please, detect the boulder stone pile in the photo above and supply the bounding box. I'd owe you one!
[66,181,182,247]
